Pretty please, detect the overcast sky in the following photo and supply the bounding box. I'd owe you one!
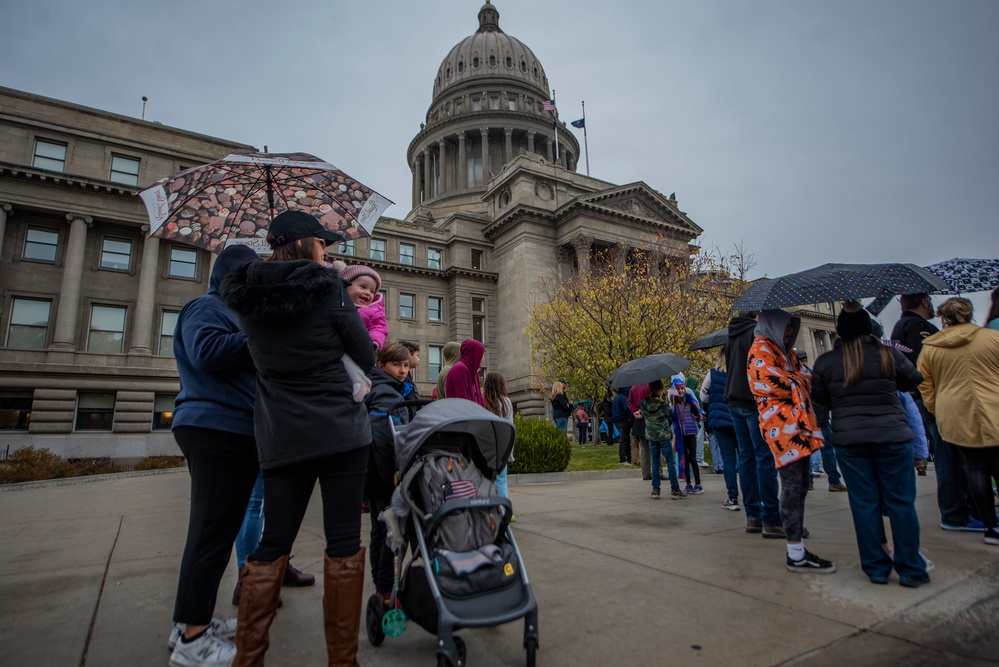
[2,0,996,324]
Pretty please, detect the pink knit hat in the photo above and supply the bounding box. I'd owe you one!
[340,264,381,291]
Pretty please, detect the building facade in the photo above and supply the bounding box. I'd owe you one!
[0,2,702,457]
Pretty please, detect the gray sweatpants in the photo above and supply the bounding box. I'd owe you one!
[777,457,810,542]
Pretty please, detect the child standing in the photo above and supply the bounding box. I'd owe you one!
[575,402,590,445]
[363,343,413,603]
[671,377,704,494]
[340,264,387,350]
[642,380,685,499]
[483,372,515,498]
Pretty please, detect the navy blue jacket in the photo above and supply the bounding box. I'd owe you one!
[612,387,631,424]
[365,367,413,487]
[705,369,734,430]
[172,246,259,437]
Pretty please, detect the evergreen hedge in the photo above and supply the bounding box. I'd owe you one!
[508,415,572,474]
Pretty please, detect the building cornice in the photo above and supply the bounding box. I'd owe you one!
[0,162,139,200]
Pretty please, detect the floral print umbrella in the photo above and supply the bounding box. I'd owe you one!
[732,263,951,312]
[924,258,999,295]
[138,150,393,254]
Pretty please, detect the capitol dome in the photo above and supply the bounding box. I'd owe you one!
[431,2,550,104]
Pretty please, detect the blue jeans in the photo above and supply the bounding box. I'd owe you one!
[649,439,679,491]
[713,427,740,502]
[235,471,265,570]
[836,441,926,581]
[554,417,568,432]
[495,465,509,498]
[729,405,780,525]
[935,437,975,526]
[809,425,843,486]
[708,432,724,471]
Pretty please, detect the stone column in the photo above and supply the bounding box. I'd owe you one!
[49,214,93,351]
[545,137,553,164]
[480,128,490,181]
[129,229,160,355]
[572,236,593,274]
[609,244,627,274]
[411,157,420,208]
[504,127,513,164]
[423,149,432,200]
[0,203,11,260]
[457,131,467,189]
[527,131,535,155]
[438,139,447,196]
[560,140,567,168]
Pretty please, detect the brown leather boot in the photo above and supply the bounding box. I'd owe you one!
[234,554,288,667]
[323,548,366,667]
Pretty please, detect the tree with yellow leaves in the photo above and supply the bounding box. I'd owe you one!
[527,241,751,408]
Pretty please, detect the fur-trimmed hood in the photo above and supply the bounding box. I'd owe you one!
[221,259,347,321]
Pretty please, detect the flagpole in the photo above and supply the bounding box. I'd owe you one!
[582,100,589,176]
[552,89,559,166]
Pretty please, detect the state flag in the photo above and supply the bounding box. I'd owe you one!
[571,118,585,129]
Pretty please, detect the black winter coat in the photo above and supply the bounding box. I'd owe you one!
[724,316,758,409]
[364,367,411,491]
[221,260,376,469]
[811,337,923,447]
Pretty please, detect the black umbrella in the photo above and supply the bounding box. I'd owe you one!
[690,327,728,351]
[608,353,691,390]
[733,263,950,312]
[924,258,999,295]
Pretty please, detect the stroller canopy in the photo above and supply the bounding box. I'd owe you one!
[396,399,516,476]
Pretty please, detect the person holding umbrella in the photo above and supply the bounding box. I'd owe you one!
[811,301,928,586]
[221,211,376,667]
[747,310,835,574]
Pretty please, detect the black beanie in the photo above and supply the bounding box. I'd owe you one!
[836,306,873,339]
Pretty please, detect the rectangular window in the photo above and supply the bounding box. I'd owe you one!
[87,305,126,354]
[159,311,179,356]
[33,140,67,172]
[466,156,483,186]
[6,298,52,349]
[152,394,176,431]
[100,237,132,271]
[24,227,59,262]
[109,155,140,186]
[0,391,33,430]
[428,248,442,270]
[471,249,483,270]
[400,243,415,266]
[169,247,198,278]
[339,239,355,256]
[472,298,485,342]
[369,238,386,261]
[508,99,517,111]
[75,392,115,431]
[399,293,415,320]
[428,296,443,322]
[428,345,443,382]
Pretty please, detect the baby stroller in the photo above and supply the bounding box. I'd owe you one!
[369,398,539,667]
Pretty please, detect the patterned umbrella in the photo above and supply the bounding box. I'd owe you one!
[924,258,999,295]
[732,263,951,312]
[690,327,728,351]
[608,353,691,390]
[138,150,393,254]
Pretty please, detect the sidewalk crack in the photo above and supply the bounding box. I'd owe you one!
[78,514,123,667]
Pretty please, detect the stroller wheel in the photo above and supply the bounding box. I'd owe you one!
[365,593,386,646]
[437,635,466,667]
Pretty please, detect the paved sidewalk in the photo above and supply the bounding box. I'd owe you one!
[1,468,997,666]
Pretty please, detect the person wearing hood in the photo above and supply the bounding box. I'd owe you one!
[918,297,999,547]
[433,341,461,399]
[811,301,927,586]
[444,338,486,406]
[220,211,376,667]
[669,376,703,494]
[725,312,782,535]
[168,245,260,667]
[748,309,835,574]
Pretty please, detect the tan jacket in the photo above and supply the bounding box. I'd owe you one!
[918,323,999,448]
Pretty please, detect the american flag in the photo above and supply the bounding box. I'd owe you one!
[543,100,556,111]
[441,480,478,503]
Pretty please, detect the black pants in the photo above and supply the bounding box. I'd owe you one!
[616,421,632,463]
[172,426,259,625]
[682,434,701,485]
[778,457,811,542]
[959,446,999,532]
[254,446,368,562]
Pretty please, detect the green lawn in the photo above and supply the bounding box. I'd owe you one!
[567,441,622,471]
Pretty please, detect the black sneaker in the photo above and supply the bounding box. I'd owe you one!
[786,550,836,574]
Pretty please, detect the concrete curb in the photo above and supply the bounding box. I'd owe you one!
[0,466,187,492]
[509,468,642,484]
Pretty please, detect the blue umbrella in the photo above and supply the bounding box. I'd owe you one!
[733,263,950,312]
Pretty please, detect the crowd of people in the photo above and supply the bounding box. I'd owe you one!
[166,211,514,667]
[557,287,999,583]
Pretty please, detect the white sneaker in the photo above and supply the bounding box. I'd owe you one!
[169,625,236,667]
[168,613,237,649]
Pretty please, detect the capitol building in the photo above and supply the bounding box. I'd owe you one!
[0,2,702,457]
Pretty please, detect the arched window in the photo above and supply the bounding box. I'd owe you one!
[520,60,527,72]
[473,56,480,68]
[505,56,513,68]
[489,54,496,67]
[458,60,465,73]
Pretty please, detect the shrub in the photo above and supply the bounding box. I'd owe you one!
[508,416,572,474]
[0,447,73,484]
[68,457,122,477]
[134,456,186,471]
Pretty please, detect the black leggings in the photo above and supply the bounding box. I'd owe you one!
[255,446,369,562]
[172,426,259,625]
[958,446,999,532]
[683,434,701,485]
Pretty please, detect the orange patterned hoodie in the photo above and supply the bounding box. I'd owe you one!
[746,309,824,468]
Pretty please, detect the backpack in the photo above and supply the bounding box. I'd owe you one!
[405,448,501,553]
